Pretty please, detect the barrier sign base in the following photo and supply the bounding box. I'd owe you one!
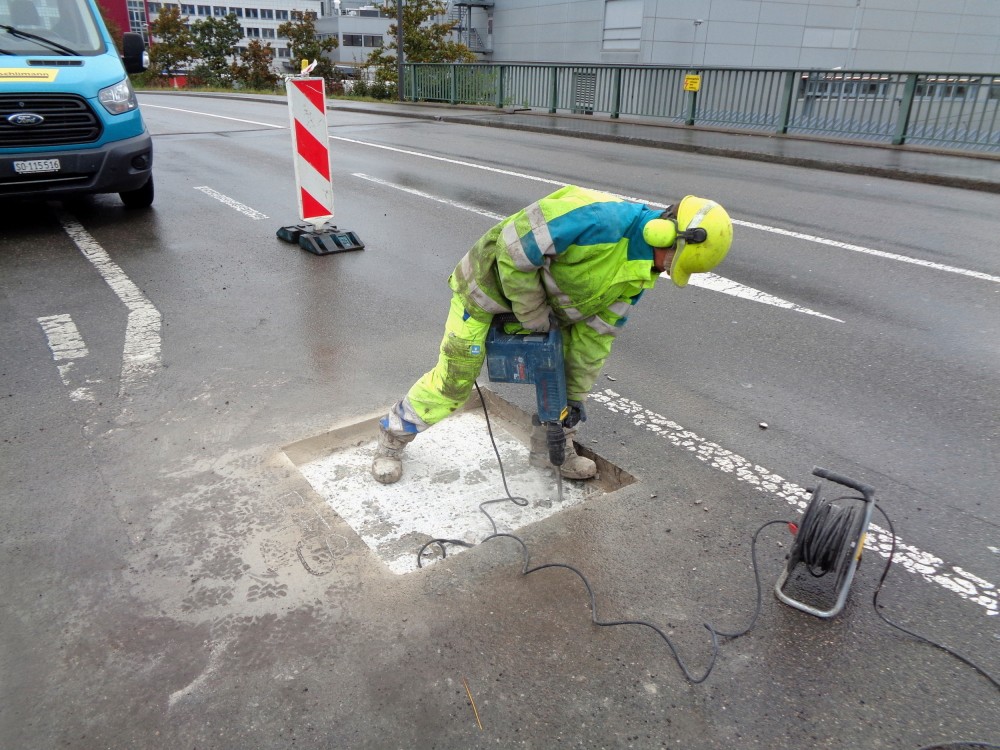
[277,222,365,256]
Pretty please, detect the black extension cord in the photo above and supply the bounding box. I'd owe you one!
[415,383,999,743]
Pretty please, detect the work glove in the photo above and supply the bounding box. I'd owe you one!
[563,400,586,428]
[518,307,556,333]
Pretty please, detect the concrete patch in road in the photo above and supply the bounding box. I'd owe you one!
[283,391,635,575]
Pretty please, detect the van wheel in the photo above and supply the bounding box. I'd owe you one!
[120,175,154,209]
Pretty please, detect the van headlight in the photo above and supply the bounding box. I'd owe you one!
[98,78,138,115]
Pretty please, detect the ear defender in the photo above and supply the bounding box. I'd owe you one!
[642,218,678,248]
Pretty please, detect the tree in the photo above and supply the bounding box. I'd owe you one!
[191,14,242,87]
[147,5,194,80]
[277,11,338,82]
[232,40,281,91]
[366,0,475,87]
[96,0,124,52]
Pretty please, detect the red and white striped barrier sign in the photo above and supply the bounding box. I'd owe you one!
[286,77,334,229]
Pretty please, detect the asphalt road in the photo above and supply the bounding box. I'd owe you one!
[1,93,998,749]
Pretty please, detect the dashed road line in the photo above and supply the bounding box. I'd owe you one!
[686,273,843,322]
[591,388,998,617]
[194,186,269,220]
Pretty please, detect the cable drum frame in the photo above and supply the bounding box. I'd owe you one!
[775,466,876,619]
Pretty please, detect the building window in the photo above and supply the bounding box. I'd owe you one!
[364,34,383,48]
[197,5,210,14]
[261,8,273,19]
[244,7,258,18]
[148,2,161,11]
[246,27,260,37]
[343,34,363,46]
[277,47,290,58]
[262,28,275,38]
[915,76,977,100]
[229,6,242,16]
[213,5,226,16]
[275,10,288,20]
[602,0,641,51]
[181,4,195,13]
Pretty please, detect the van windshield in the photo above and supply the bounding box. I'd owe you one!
[0,0,106,56]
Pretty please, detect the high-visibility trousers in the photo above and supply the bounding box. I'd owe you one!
[383,294,490,435]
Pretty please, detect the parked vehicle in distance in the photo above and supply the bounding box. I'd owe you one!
[1,0,154,208]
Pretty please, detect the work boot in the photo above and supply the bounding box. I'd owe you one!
[561,427,597,480]
[529,424,597,480]
[371,423,416,484]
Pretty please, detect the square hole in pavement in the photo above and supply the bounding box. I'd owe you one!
[282,389,636,574]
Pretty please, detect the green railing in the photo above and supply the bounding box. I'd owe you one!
[404,64,1000,154]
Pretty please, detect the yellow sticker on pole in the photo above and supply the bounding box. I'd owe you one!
[683,74,701,92]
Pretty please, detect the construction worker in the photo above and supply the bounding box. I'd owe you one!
[373,185,733,484]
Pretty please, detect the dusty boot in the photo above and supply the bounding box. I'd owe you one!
[528,422,551,469]
[371,423,416,484]
[561,428,597,480]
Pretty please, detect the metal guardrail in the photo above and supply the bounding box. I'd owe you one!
[404,64,1000,154]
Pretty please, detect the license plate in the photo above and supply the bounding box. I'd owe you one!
[14,159,61,174]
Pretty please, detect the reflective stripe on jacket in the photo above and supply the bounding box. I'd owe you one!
[448,185,663,401]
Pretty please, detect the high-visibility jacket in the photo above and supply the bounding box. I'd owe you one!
[449,185,664,401]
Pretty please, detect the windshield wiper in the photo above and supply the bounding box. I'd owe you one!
[0,24,78,56]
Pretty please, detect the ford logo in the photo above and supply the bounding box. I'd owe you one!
[7,113,45,126]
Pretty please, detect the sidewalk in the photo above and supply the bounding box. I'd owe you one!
[327,97,1000,193]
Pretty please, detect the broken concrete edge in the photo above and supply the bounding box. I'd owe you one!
[473,387,638,494]
[279,386,638,493]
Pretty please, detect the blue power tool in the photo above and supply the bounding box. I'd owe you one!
[485,315,569,469]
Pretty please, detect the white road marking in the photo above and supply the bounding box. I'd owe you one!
[354,172,841,321]
[140,103,286,129]
[590,388,999,617]
[687,273,844,322]
[335,136,563,184]
[194,186,269,219]
[135,104,994,283]
[57,213,162,396]
[37,314,96,402]
[731,219,1000,284]
[335,136,996,284]
[353,173,504,221]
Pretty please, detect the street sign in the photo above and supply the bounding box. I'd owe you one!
[684,74,702,92]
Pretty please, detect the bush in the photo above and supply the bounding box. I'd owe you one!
[351,78,369,98]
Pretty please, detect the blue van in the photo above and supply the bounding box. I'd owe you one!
[1,0,153,207]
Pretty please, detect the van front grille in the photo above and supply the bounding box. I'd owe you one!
[0,94,102,148]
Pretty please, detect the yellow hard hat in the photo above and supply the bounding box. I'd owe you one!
[668,195,733,287]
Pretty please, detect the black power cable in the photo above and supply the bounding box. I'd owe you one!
[417,384,782,683]
[416,383,1000,698]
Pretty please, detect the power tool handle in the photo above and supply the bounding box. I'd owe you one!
[811,466,875,502]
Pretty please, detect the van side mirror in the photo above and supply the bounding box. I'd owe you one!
[122,32,146,74]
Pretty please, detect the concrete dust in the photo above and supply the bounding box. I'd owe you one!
[297,411,597,574]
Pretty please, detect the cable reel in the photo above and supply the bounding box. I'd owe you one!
[775,466,876,619]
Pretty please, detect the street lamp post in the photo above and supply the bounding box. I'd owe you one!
[691,19,703,68]
[396,0,405,101]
